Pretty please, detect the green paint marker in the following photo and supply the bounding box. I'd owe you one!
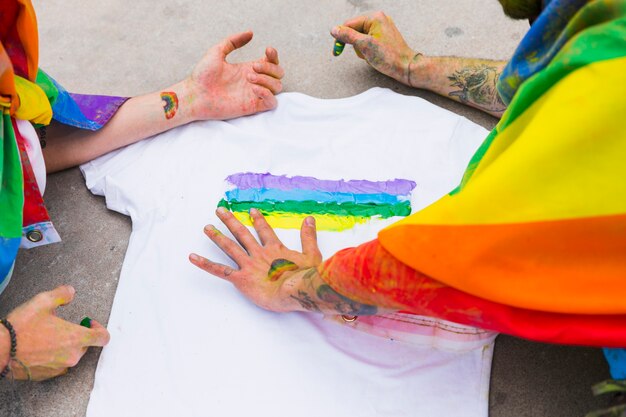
[80,316,92,328]
[333,40,345,57]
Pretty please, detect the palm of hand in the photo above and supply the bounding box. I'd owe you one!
[187,31,283,121]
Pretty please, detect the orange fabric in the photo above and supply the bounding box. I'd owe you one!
[0,0,38,115]
[322,239,626,347]
[14,0,38,81]
[379,214,626,315]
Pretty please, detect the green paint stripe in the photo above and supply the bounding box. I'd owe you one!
[218,199,411,218]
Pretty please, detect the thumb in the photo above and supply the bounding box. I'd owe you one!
[300,216,322,262]
[217,30,254,58]
[83,319,111,347]
[331,25,368,46]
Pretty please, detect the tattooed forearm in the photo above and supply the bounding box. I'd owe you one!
[283,267,378,316]
[290,290,321,312]
[316,285,378,315]
[447,65,506,112]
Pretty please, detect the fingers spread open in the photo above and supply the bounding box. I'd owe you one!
[247,73,282,94]
[216,207,262,254]
[219,31,254,57]
[253,61,284,79]
[300,216,322,262]
[203,222,249,266]
[249,208,281,246]
[189,253,238,281]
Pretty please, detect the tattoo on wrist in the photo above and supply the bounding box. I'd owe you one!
[37,126,47,149]
[160,91,179,119]
[316,285,377,315]
[290,267,378,315]
[268,259,299,282]
[290,290,321,312]
[448,65,506,112]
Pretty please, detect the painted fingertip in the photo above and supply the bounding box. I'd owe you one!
[305,216,316,227]
[216,206,228,215]
[80,317,92,328]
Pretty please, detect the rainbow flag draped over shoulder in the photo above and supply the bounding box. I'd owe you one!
[0,0,127,291]
[379,0,626,315]
[219,173,416,231]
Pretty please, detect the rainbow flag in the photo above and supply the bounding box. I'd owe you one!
[218,173,416,231]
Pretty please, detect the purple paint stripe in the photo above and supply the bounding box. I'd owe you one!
[226,173,416,195]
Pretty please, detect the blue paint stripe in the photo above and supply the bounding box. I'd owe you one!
[225,188,405,204]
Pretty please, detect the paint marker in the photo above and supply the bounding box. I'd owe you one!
[80,316,92,328]
[333,40,345,57]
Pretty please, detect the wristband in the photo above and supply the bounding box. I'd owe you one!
[0,318,16,379]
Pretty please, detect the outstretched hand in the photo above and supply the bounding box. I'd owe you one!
[331,12,418,86]
[189,208,322,312]
[185,31,284,121]
[2,286,109,381]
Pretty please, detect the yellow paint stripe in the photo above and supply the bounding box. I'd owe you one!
[232,211,369,232]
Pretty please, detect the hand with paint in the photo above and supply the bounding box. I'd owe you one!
[0,286,109,381]
[330,11,508,117]
[190,208,378,315]
[183,31,284,121]
[331,11,419,86]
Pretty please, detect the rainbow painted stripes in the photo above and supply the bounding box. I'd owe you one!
[218,173,416,231]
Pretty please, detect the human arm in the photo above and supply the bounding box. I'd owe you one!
[331,12,508,118]
[189,207,387,315]
[43,31,284,173]
[0,286,109,381]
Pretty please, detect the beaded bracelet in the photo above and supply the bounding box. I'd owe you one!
[0,318,16,379]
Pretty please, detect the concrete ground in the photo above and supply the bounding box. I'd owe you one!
[0,1,612,416]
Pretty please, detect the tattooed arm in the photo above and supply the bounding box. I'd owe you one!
[43,31,284,173]
[408,57,507,117]
[282,267,379,316]
[190,207,388,316]
[331,11,508,118]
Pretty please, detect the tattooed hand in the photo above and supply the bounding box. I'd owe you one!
[189,208,378,315]
[331,11,419,85]
[183,31,284,121]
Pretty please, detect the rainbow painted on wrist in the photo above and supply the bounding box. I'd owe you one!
[333,41,345,57]
[160,91,179,119]
[219,172,416,231]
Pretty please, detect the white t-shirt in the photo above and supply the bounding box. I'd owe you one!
[82,88,494,417]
